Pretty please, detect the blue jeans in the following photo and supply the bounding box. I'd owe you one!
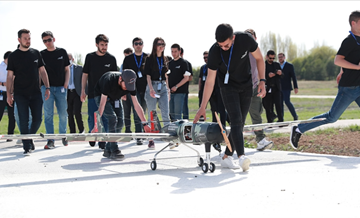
[88,98,108,133]
[298,86,360,133]
[281,90,298,120]
[95,96,123,152]
[41,86,68,141]
[170,93,186,121]
[14,102,32,132]
[182,93,189,119]
[14,93,43,151]
[145,81,170,125]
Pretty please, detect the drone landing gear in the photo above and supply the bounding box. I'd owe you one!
[201,143,216,173]
[150,142,202,171]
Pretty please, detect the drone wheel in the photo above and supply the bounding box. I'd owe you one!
[209,162,216,173]
[150,161,157,170]
[202,163,209,173]
[198,157,204,167]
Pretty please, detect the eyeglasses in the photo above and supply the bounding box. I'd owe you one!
[43,38,53,43]
[157,43,166,47]
[203,56,208,59]
[134,42,143,46]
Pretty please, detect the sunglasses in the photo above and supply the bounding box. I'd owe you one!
[269,57,275,60]
[203,56,208,59]
[43,38,53,43]
[134,42,143,46]
[157,43,166,47]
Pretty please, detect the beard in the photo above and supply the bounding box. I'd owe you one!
[20,42,30,49]
[98,47,107,54]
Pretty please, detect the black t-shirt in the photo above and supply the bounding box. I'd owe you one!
[83,52,117,98]
[7,48,44,95]
[123,52,148,93]
[337,34,360,87]
[183,59,193,93]
[41,47,70,87]
[199,64,208,89]
[207,31,258,90]
[94,71,136,100]
[144,56,169,81]
[265,61,281,87]
[168,58,189,93]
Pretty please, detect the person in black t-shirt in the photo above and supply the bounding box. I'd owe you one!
[81,34,117,149]
[6,29,51,156]
[180,48,192,120]
[40,31,70,149]
[168,44,190,121]
[123,37,149,145]
[291,11,360,149]
[194,24,266,171]
[144,37,171,150]
[93,70,150,160]
[262,50,283,123]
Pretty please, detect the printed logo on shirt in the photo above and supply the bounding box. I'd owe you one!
[241,51,248,59]
[58,56,63,60]
[34,59,38,63]
[104,64,110,67]
[175,65,181,69]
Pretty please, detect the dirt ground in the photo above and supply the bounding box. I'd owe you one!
[245,131,360,157]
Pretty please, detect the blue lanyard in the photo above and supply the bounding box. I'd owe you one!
[203,64,207,75]
[134,53,144,71]
[349,31,360,45]
[220,43,234,73]
[156,57,163,80]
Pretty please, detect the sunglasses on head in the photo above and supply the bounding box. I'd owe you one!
[134,42,143,46]
[43,38,53,43]
[157,43,165,47]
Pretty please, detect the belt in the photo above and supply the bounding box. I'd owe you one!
[152,80,166,84]
[69,89,76,92]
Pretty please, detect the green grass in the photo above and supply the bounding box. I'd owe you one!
[1,81,359,135]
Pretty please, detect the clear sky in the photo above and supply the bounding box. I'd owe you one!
[0,1,355,67]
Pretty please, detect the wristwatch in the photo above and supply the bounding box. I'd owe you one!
[45,87,51,90]
[142,122,149,127]
[260,79,267,83]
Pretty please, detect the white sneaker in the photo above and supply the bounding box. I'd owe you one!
[221,156,240,169]
[239,156,251,172]
[16,139,22,144]
[256,138,273,151]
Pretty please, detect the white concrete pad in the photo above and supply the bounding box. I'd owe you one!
[0,139,359,218]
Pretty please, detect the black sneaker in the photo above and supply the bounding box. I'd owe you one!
[110,150,125,161]
[62,138,68,146]
[23,150,30,156]
[136,139,143,145]
[290,126,302,149]
[213,143,222,153]
[30,141,35,153]
[99,142,106,149]
[6,139,13,142]
[103,150,111,158]
[44,140,55,149]
[89,141,95,147]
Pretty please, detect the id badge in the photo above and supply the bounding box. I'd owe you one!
[61,87,65,93]
[115,100,120,108]
[202,76,206,81]
[157,83,162,91]
[224,72,229,84]
[138,71,143,78]
[0,95,3,101]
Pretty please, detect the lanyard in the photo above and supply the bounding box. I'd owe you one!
[134,53,144,71]
[156,57,163,80]
[220,43,234,84]
[349,31,360,45]
[203,64,207,75]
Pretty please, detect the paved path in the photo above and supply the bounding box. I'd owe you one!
[0,118,359,218]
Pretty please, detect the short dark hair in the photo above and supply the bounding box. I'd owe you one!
[3,51,11,60]
[95,34,109,44]
[245,29,256,38]
[171,44,181,50]
[132,37,143,44]
[215,24,233,43]
[203,51,209,55]
[267,50,276,56]
[349,11,360,26]
[180,47,184,55]
[124,48,133,54]
[41,31,54,39]
[18,29,30,38]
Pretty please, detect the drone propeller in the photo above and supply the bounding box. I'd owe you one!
[214,112,232,152]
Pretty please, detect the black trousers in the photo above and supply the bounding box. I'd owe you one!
[0,91,15,134]
[199,88,227,126]
[262,86,284,123]
[220,86,252,156]
[67,90,84,133]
